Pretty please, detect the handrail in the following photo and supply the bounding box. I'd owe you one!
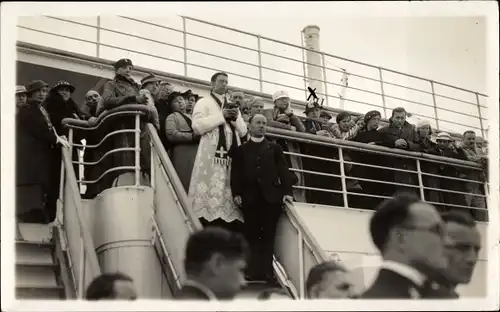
[147,123,203,231]
[284,202,329,263]
[61,146,101,296]
[62,104,152,129]
[266,127,485,170]
[181,15,487,97]
[16,41,482,143]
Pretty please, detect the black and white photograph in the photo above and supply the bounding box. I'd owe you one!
[1,1,498,311]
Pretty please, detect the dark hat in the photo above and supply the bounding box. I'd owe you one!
[336,111,351,124]
[364,110,381,124]
[166,91,185,106]
[140,73,162,88]
[113,58,133,70]
[51,80,76,93]
[182,89,200,100]
[26,80,49,94]
[320,110,332,120]
[16,85,27,95]
[304,100,321,114]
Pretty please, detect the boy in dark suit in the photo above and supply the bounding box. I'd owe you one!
[231,114,294,283]
[177,227,249,300]
[361,194,449,299]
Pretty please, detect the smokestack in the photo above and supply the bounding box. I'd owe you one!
[302,25,324,100]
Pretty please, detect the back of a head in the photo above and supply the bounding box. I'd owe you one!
[85,272,134,300]
[441,210,476,227]
[184,227,249,275]
[257,288,292,300]
[370,194,421,253]
[306,261,346,297]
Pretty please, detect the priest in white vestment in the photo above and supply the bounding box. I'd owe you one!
[188,72,248,232]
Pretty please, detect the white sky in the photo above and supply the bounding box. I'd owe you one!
[10,2,496,136]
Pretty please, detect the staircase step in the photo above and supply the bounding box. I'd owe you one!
[16,286,64,300]
[16,241,54,265]
[18,223,53,243]
[16,265,59,288]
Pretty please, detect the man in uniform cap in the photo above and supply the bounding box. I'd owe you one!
[16,85,28,111]
[97,58,155,189]
[97,58,147,115]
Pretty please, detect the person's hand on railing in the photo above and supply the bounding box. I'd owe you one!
[234,195,243,207]
[316,130,331,137]
[135,93,148,105]
[283,195,293,205]
[395,139,408,149]
[88,117,98,126]
[57,135,70,148]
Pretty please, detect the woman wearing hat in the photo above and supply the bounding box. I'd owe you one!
[16,85,28,112]
[44,80,85,137]
[182,89,201,116]
[165,91,200,191]
[16,80,70,223]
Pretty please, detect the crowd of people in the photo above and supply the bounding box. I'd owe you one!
[84,195,482,300]
[15,57,488,292]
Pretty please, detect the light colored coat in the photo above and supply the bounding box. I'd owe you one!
[188,94,248,223]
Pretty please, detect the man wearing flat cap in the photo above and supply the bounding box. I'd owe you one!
[16,85,28,112]
[139,73,161,129]
[96,58,154,190]
[97,58,148,115]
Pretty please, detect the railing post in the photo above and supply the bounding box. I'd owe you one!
[96,16,101,58]
[182,16,188,76]
[321,53,329,106]
[135,114,141,186]
[297,231,305,299]
[378,68,388,119]
[430,81,440,131]
[257,35,263,93]
[338,147,349,209]
[78,238,86,298]
[475,93,485,139]
[416,159,426,201]
[150,140,155,190]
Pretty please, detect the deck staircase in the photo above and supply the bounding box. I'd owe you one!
[15,223,66,299]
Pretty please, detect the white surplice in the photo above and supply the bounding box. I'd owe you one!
[188,93,247,223]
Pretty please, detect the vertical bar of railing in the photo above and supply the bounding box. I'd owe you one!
[182,17,188,76]
[378,68,388,119]
[68,128,76,189]
[338,147,349,208]
[257,35,263,93]
[78,238,85,298]
[150,140,155,191]
[298,231,305,299]
[321,53,329,106]
[134,114,141,186]
[430,81,440,131]
[475,93,485,139]
[300,31,308,99]
[416,159,426,201]
[96,16,101,58]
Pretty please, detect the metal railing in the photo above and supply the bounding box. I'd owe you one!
[265,126,489,221]
[57,146,101,298]
[17,15,488,138]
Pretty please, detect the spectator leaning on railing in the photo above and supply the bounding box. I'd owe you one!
[97,58,153,189]
[331,111,361,140]
[263,90,305,132]
[378,107,419,196]
[303,101,331,138]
